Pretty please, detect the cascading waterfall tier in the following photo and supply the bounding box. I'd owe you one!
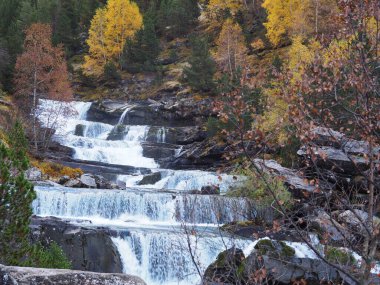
[33,186,256,224]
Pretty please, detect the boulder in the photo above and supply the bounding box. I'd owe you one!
[338,209,380,234]
[297,146,372,175]
[0,264,146,285]
[74,124,86,136]
[25,167,42,181]
[138,172,162,185]
[107,125,127,141]
[58,175,70,185]
[30,216,123,274]
[80,174,97,188]
[203,247,245,284]
[201,185,220,195]
[94,174,113,189]
[64,178,82,188]
[243,253,354,285]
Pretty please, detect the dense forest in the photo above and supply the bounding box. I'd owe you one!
[0,0,379,285]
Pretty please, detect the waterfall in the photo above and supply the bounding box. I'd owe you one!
[118,169,245,193]
[112,231,253,285]
[33,186,256,224]
[156,127,167,143]
[118,106,132,125]
[34,99,264,285]
[37,99,157,168]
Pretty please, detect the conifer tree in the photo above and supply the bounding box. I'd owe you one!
[0,121,35,266]
[123,7,160,71]
[184,37,216,92]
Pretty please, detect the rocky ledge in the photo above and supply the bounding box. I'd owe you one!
[30,216,122,273]
[0,264,146,285]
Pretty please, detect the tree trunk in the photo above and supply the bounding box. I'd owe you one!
[33,69,38,151]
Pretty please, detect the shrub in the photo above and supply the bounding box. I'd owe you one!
[25,242,71,269]
[227,168,293,210]
[34,161,83,179]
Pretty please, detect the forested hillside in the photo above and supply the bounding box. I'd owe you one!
[0,1,379,285]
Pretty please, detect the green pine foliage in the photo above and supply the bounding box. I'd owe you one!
[183,36,216,92]
[157,0,199,38]
[25,242,72,269]
[123,7,160,72]
[0,121,35,265]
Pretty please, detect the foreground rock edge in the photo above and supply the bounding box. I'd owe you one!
[0,264,147,285]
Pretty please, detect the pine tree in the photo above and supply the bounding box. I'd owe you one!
[0,121,35,266]
[123,7,160,71]
[183,37,216,92]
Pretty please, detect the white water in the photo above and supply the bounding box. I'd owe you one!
[37,100,158,168]
[118,169,244,192]
[112,232,252,285]
[34,99,260,285]
[33,187,255,224]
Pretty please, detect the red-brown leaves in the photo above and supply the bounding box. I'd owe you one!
[14,23,72,113]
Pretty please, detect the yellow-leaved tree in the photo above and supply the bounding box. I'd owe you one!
[83,7,108,76]
[83,0,143,76]
[262,0,338,47]
[215,18,247,77]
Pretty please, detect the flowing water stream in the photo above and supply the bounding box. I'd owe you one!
[35,99,256,285]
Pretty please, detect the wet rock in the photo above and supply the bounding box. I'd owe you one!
[94,174,113,189]
[146,126,206,145]
[64,178,82,188]
[0,264,146,285]
[107,125,127,141]
[25,167,42,181]
[142,142,177,159]
[74,124,86,136]
[80,174,97,188]
[243,253,352,285]
[203,247,245,284]
[30,216,123,274]
[138,172,162,185]
[58,175,70,185]
[116,180,127,190]
[201,185,220,195]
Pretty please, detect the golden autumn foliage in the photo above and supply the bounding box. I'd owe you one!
[32,161,84,179]
[83,0,143,76]
[262,0,338,46]
[83,8,108,76]
[207,0,243,18]
[215,18,247,76]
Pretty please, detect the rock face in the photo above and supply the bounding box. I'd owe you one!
[0,264,146,285]
[204,245,359,285]
[86,98,212,127]
[30,217,123,274]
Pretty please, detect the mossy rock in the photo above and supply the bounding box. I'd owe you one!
[254,239,295,258]
[325,247,355,265]
[107,125,127,141]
